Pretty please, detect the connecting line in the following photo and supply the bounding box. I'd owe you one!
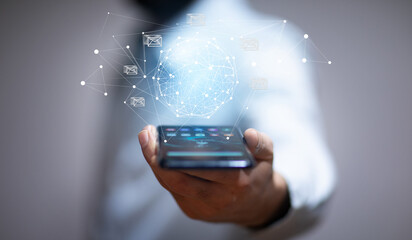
[309,39,330,61]
[145,65,166,141]
[278,21,287,42]
[98,47,125,53]
[232,89,256,131]
[143,25,190,34]
[284,38,304,58]
[125,104,151,126]
[101,53,131,67]
[98,54,133,86]
[85,84,105,94]
[82,68,100,82]
[165,117,193,142]
[241,21,282,37]
[99,54,158,98]
[308,60,330,64]
[126,47,145,76]
[304,39,307,59]
[100,67,107,93]
[112,37,144,75]
[108,12,172,28]
[98,12,110,39]
[142,36,146,74]
[112,32,143,38]
[87,83,133,88]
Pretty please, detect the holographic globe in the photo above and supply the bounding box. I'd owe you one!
[152,36,238,118]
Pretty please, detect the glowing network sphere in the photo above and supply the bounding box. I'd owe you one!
[153,36,238,118]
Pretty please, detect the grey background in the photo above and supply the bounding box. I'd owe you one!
[0,0,411,239]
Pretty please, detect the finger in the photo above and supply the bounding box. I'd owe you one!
[179,169,246,185]
[139,126,225,199]
[138,125,157,164]
[244,128,273,162]
[155,166,226,200]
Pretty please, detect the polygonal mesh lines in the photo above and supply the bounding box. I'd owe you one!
[152,36,238,119]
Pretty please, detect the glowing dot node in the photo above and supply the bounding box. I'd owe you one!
[164,140,167,143]
[251,62,257,67]
[80,81,85,86]
[104,92,108,96]
[126,45,130,49]
[328,61,332,65]
[93,49,99,55]
[226,137,230,140]
[123,101,126,104]
[304,34,309,39]
[302,58,307,63]
[133,85,136,89]
[283,20,287,23]
[107,12,110,15]
[99,65,103,69]
[143,75,147,78]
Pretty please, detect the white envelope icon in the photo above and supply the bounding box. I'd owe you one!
[144,35,162,47]
[123,65,138,75]
[187,13,205,26]
[250,78,268,90]
[241,38,259,51]
[129,97,145,108]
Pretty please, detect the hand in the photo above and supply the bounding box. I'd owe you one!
[138,125,289,227]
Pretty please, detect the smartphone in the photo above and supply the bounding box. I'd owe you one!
[157,125,256,169]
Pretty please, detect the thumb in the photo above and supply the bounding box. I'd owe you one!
[138,125,158,165]
[243,128,274,162]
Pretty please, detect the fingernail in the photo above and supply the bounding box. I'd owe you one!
[138,130,149,147]
[149,125,156,140]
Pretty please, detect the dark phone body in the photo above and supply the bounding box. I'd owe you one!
[157,125,256,169]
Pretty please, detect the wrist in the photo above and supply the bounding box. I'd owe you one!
[247,171,290,228]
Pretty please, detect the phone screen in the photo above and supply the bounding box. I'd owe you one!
[157,126,255,168]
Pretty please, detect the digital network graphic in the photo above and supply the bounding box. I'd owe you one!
[80,12,332,141]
